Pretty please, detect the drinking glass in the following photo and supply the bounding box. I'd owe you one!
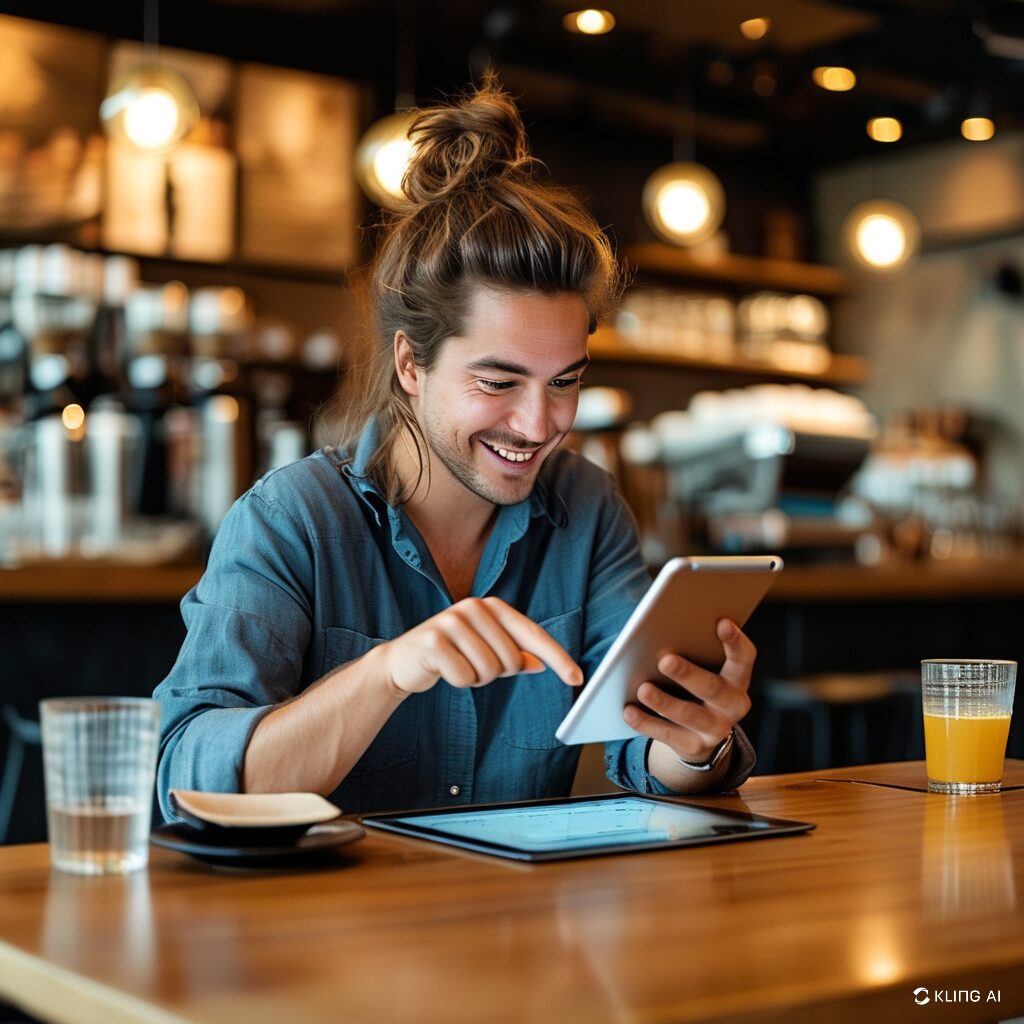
[921,660,1016,794]
[39,697,160,874]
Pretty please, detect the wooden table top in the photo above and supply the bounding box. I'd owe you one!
[1,762,1023,1024]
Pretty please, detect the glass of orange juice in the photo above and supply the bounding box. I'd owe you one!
[922,660,1016,794]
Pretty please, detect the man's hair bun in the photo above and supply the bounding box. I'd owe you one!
[402,72,533,204]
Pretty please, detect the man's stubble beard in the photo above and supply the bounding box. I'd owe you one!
[418,409,539,508]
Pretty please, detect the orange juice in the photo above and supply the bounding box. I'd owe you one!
[923,714,1011,784]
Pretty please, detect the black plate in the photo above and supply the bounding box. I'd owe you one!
[151,820,365,868]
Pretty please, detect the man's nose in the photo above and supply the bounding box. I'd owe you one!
[508,389,549,443]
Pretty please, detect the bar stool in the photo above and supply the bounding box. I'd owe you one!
[758,672,918,773]
[0,705,42,845]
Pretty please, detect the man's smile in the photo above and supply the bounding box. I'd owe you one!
[480,439,539,463]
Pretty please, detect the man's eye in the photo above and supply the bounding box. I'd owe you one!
[479,379,515,391]
[550,376,582,389]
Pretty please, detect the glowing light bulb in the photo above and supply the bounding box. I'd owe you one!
[642,162,725,246]
[867,117,902,143]
[373,137,415,199]
[62,404,85,431]
[658,181,711,236]
[813,66,856,92]
[355,111,418,208]
[855,214,906,268]
[962,117,995,142]
[739,17,771,40]
[100,65,198,152]
[122,88,180,150]
[842,200,919,275]
[564,9,615,34]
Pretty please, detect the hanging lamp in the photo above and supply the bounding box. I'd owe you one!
[354,0,418,208]
[841,199,920,274]
[99,0,199,152]
[642,64,726,247]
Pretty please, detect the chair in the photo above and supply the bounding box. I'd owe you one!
[758,672,920,773]
[0,705,42,845]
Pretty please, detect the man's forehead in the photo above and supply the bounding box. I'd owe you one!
[444,287,590,374]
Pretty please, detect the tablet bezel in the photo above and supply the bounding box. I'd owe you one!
[360,792,814,862]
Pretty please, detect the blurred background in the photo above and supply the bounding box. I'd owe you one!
[2,0,1024,840]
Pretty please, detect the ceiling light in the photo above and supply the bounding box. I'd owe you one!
[867,117,902,143]
[739,17,771,40]
[563,9,616,35]
[642,162,725,247]
[812,66,856,92]
[355,110,418,208]
[100,64,199,152]
[961,117,995,141]
[842,200,920,274]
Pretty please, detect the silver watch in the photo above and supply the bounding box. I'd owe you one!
[677,730,734,773]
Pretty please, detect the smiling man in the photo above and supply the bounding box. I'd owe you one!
[153,77,757,820]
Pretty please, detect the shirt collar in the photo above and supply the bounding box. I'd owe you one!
[335,419,569,529]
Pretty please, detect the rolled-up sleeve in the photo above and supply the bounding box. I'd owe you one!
[153,488,314,820]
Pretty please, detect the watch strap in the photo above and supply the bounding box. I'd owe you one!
[676,729,734,773]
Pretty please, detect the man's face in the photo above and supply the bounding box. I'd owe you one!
[405,287,590,508]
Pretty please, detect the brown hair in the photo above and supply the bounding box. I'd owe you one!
[340,72,621,503]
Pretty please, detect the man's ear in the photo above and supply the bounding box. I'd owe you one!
[394,331,419,398]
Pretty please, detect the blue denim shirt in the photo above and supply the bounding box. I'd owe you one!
[154,423,754,820]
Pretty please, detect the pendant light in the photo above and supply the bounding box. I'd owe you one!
[99,0,199,153]
[355,0,418,209]
[841,199,920,274]
[642,162,725,246]
[642,63,726,247]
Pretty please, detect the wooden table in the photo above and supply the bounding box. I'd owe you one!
[1,762,1023,1024]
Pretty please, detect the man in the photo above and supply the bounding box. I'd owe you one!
[154,80,756,818]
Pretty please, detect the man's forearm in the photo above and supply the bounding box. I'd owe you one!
[242,644,408,796]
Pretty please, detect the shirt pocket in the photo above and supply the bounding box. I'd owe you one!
[503,606,583,750]
[322,626,420,776]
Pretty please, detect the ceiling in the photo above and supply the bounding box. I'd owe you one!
[3,0,1022,170]
[2,0,1023,251]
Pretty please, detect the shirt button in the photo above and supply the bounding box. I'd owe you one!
[449,785,461,796]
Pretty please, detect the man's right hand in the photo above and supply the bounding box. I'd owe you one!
[378,596,583,696]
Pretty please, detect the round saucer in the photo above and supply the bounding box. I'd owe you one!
[151,820,365,868]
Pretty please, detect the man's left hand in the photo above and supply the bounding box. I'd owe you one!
[622,618,754,768]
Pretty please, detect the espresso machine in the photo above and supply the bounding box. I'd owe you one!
[638,385,878,560]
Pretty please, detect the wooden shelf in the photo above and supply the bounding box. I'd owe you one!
[0,564,202,603]
[767,556,1024,602]
[589,329,868,387]
[5,556,1024,605]
[623,242,852,297]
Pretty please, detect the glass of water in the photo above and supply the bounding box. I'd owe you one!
[39,697,160,875]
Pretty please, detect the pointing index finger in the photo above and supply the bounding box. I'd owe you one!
[489,603,583,686]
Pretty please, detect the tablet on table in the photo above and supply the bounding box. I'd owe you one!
[361,793,813,862]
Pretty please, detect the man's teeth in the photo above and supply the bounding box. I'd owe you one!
[484,442,535,463]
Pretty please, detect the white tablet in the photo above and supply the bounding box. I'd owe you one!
[556,555,783,745]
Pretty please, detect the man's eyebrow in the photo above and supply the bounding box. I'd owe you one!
[466,356,591,376]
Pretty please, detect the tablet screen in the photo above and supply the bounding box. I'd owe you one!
[362,795,813,861]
